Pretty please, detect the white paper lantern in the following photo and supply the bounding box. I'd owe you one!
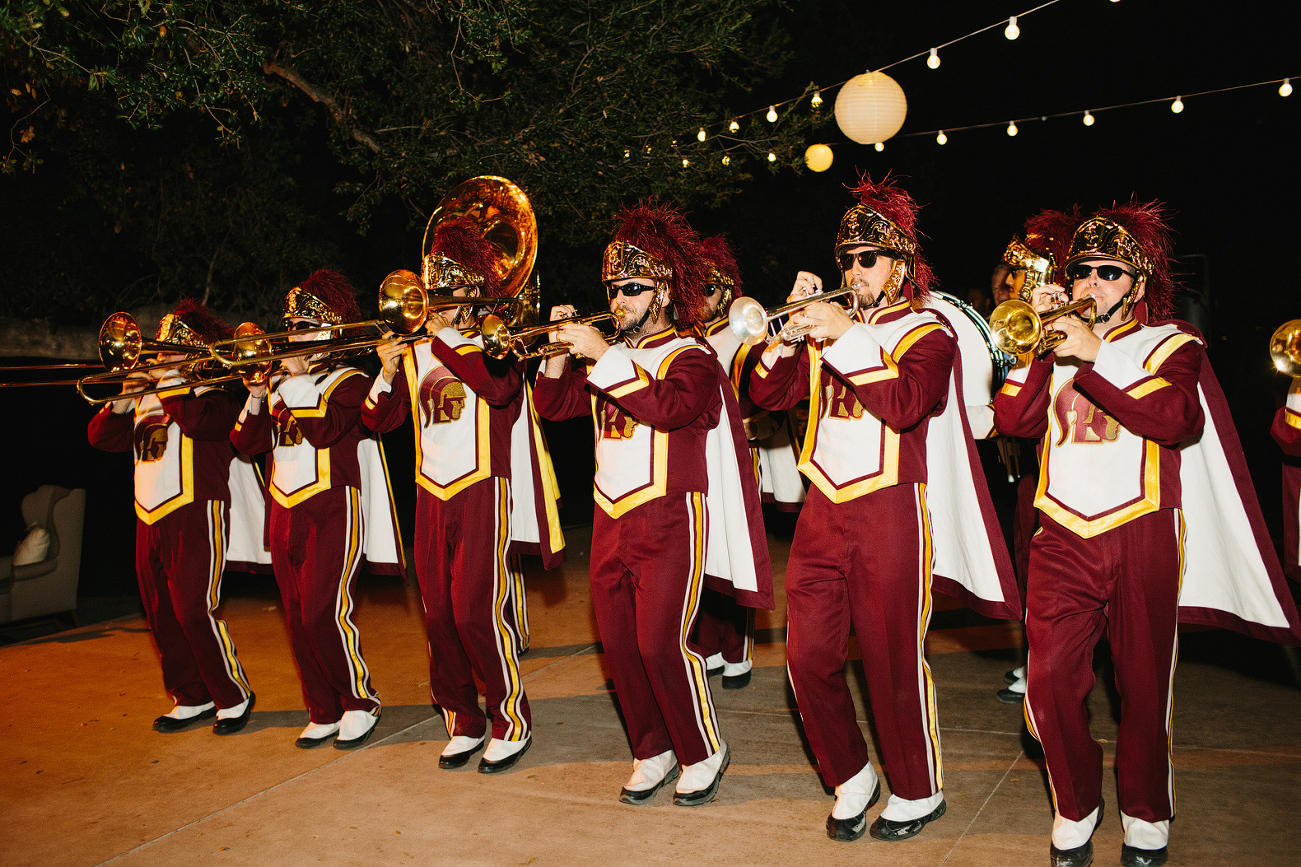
[834,72,907,145]
[805,144,833,172]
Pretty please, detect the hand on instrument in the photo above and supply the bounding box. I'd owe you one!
[1050,313,1102,363]
[246,381,268,400]
[796,301,854,342]
[426,311,453,334]
[376,332,404,383]
[1031,284,1068,315]
[282,354,309,377]
[557,322,608,362]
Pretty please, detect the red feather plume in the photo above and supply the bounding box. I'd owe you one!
[1093,199,1178,322]
[1023,205,1083,284]
[700,235,744,298]
[612,200,708,331]
[429,217,504,297]
[846,173,933,298]
[171,298,233,342]
[298,269,362,324]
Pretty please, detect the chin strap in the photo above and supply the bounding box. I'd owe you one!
[1092,294,1129,324]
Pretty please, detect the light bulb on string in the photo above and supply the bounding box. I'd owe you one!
[1007,121,1018,136]
[811,90,823,108]
[1281,78,1293,97]
[722,154,731,166]
[623,148,630,159]
[682,158,689,167]
[767,152,777,162]
[729,120,739,132]
[936,130,947,145]
[697,128,706,142]
[1005,16,1019,39]
[927,48,940,69]
[1083,111,1095,126]
[767,105,778,123]
[874,142,884,152]
[1171,96,1184,113]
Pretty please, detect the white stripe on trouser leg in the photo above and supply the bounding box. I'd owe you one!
[204,501,249,695]
[333,488,373,701]
[677,493,720,754]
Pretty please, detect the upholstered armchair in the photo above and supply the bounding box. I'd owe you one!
[0,485,86,626]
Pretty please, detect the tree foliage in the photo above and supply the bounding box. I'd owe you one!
[4,0,826,247]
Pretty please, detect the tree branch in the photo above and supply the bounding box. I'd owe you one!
[262,58,381,153]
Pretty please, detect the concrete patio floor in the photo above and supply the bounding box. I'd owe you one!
[3,524,1299,867]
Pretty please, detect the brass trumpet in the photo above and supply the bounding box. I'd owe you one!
[479,311,624,360]
[728,286,862,346]
[1271,319,1301,377]
[990,297,1097,356]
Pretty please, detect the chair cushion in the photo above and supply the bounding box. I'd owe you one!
[13,526,50,566]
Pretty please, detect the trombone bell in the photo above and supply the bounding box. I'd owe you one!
[1271,319,1301,377]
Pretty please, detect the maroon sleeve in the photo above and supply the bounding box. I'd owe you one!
[158,388,240,441]
[593,348,720,431]
[280,372,368,449]
[1273,403,1301,457]
[431,335,524,407]
[360,366,411,434]
[838,329,954,430]
[1073,341,1204,446]
[87,406,134,453]
[533,361,592,422]
[992,359,1054,440]
[230,402,274,456]
[748,346,811,412]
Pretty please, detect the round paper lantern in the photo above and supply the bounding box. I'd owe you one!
[804,144,833,172]
[834,72,907,145]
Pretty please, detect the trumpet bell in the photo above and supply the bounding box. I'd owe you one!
[729,297,771,346]
[989,300,1042,356]
[1271,319,1301,377]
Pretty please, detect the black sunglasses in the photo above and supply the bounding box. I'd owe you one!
[703,283,725,297]
[282,319,319,331]
[837,250,892,271]
[607,282,658,300]
[1066,263,1136,282]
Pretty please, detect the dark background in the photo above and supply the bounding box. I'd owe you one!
[2,0,1298,596]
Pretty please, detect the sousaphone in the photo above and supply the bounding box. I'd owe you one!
[423,175,539,328]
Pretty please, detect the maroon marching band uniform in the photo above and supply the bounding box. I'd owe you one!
[534,326,730,765]
[1273,379,1301,580]
[231,361,382,726]
[749,297,955,801]
[89,379,254,714]
[361,328,532,748]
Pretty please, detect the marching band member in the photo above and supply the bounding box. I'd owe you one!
[991,209,1080,703]
[231,270,404,751]
[534,202,772,807]
[993,203,1301,867]
[690,235,799,690]
[363,218,562,774]
[747,175,1018,842]
[88,300,265,735]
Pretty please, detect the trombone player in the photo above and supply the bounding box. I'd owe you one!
[87,300,264,735]
[363,217,555,774]
[231,270,404,750]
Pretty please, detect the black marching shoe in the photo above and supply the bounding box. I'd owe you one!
[825,779,881,842]
[212,693,255,736]
[1050,799,1103,867]
[1121,844,1168,867]
[721,669,752,690]
[869,799,946,841]
[996,686,1026,703]
[673,745,730,807]
[153,706,217,733]
[439,736,486,769]
[478,736,532,774]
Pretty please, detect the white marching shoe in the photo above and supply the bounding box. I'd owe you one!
[619,750,680,805]
[334,708,380,750]
[827,762,881,841]
[674,743,730,807]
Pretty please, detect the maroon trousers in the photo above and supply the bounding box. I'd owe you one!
[590,493,721,766]
[270,486,379,725]
[1024,509,1182,824]
[785,483,943,796]
[693,589,754,666]
[415,478,530,742]
[136,500,250,709]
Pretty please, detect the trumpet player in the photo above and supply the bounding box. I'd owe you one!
[747,175,1017,843]
[363,218,558,774]
[231,270,404,750]
[993,203,1300,867]
[88,300,264,735]
[535,202,772,807]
